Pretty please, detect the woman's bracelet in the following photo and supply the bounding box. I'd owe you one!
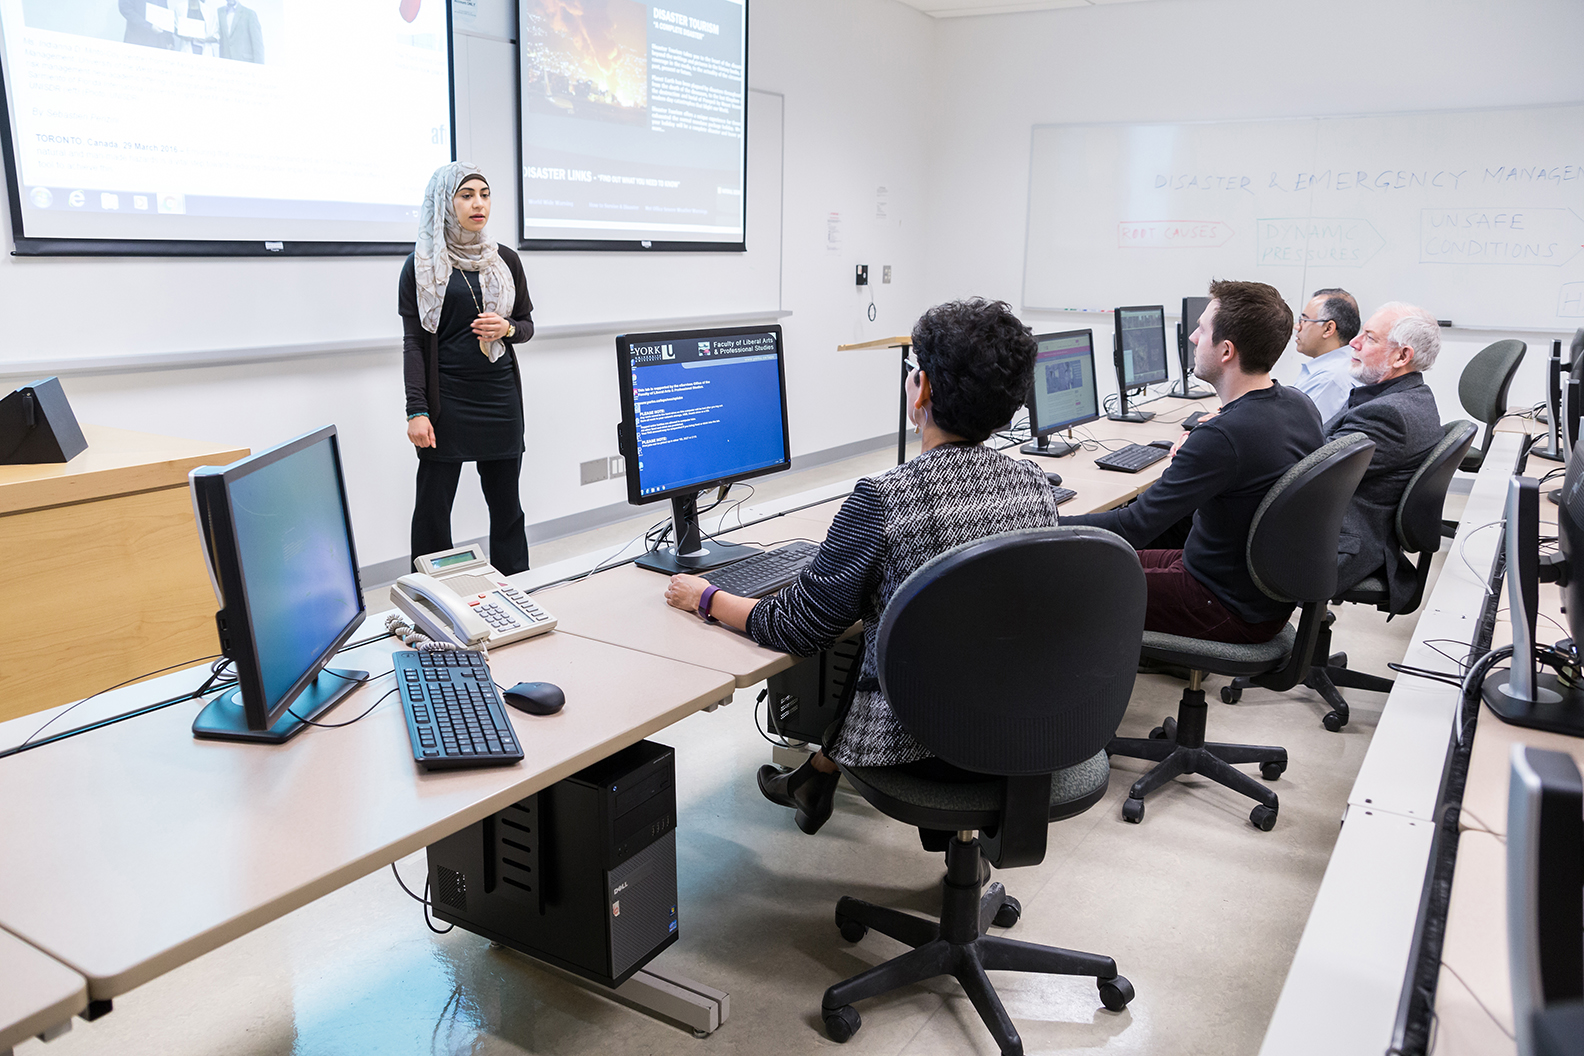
[406,413,429,421]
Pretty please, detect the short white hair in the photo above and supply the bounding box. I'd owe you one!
[1378,301,1440,371]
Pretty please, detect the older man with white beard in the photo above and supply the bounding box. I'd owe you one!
[1324,302,1445,607]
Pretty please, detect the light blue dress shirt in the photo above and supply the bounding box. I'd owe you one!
[1294,345,1358,424]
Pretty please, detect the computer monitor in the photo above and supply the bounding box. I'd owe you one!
[188,425,368,743]
[1172,296,1213,398]
[1021,329,1098,457]
[1506,745,1583,1056]
[1108,305,1169,422]
[616,324,792,575]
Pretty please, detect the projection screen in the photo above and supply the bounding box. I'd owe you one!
[0,0,454,255]
[518,0,747,251]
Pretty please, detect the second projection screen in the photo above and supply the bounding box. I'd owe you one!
[518,0,746,249]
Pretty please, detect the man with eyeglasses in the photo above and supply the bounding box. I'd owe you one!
[1292,287,1361,422]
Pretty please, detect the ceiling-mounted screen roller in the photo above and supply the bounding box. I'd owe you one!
[0,0,455,255]
[518,0,747,251]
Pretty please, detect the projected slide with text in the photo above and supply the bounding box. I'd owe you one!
[518,0,746,245]
[0,0,452,246]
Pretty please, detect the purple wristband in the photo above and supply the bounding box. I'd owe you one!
[697,584,722,623]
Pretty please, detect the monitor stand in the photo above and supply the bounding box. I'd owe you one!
[635,492,760,576]
[192,666,368,744]
[1107,386,1154,424]
[1020,433,1079,457]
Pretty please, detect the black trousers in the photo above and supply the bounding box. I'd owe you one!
[411,458,530,576]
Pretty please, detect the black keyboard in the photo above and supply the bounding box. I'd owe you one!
[1051,486,1077,506]
[703,541,820,597]
[394,649,523,771]
[1094,443,1170,474]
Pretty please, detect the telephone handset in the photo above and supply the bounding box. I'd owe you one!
[391,545,558,648]
[393,573,492,647]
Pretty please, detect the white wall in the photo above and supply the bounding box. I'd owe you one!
[8,0,937,577]
[922,0,1584,420]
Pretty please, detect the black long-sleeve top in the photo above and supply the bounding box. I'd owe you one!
[399,245,534,420]
[1062,381,1324,624]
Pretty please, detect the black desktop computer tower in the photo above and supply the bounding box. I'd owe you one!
[425,740,679,988]
[761,634,864,745]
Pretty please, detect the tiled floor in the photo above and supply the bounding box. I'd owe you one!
[21,450,1455,1056]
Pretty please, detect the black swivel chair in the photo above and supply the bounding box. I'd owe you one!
[1108,434,1375,830]
[1223,420,1478,730]
[1457,338,1527,474]
[818,526,1145,1055]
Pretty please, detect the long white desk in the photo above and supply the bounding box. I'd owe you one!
[0,931,85,1056]
[1260,431,1521,1055]
[0,631,733,1003]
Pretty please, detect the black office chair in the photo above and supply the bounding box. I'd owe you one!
[1108,433,1375,830]
[818,526,1145,1055]
[1223,420,1478,730]
[1458,338,1527,474]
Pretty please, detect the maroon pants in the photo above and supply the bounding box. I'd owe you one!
[1139,549,1289,644]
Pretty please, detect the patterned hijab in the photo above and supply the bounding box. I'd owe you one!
[414,162,516,363]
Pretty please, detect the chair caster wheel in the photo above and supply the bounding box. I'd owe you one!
[1098,975,1135,1011]
[1149,725,1165,740]
[1221,685,1242,704]
[1147,716,1176,740]
[1323,711,1346,732]
[1250,804,1278,831]
[993,895,1022,929]
[823,1004,861,1042]
[1122,798,1144,823]
[1260,760,1287,781]
[835,913,868,944]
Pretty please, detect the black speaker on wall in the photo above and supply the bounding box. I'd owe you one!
[0,377,87,465]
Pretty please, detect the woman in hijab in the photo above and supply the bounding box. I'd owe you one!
[400,162,536,575]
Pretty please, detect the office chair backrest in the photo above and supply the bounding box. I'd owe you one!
[1397,420,1478,556]
[1459,339,1527,428]
[877,526,1145,776]
[1246,433,1375,605]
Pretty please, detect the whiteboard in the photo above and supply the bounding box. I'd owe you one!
[1024,105,1584,330]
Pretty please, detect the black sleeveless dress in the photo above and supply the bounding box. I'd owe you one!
[423,269,524,464]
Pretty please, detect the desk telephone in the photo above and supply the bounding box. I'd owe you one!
[391,544,558,648]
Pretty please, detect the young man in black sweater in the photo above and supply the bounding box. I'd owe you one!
[1062,280,1324,643]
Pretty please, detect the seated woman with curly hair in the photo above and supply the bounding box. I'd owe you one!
[662,298,1063,834]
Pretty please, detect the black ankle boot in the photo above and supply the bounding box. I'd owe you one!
[756,760,841,835]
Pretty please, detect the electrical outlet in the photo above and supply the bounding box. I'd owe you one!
[883,265,892,284]
[579,458,609,485]
[855,264,868,286]
[608,454,626,478]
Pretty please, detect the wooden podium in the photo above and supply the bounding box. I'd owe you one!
[837,335,912,465]
[0,426,249,723]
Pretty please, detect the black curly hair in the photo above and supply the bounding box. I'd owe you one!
[909,298,1037,443]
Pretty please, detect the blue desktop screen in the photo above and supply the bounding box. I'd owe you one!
[228,439,361,709]
[628,330,788,498]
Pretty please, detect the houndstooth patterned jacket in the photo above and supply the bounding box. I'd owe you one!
[745,443,1062,766]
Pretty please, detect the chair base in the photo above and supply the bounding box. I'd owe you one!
[821,836,1133,1055]
[1222,610,1398,732]
[1108,688,1285,830]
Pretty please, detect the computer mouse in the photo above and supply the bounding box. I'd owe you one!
[1148,439,1175,450]
[1181,411,1209,431]
[504,681,565,715]
[1045,471,1063,487]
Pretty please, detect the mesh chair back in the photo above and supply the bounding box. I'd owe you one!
[1246,433,1375,605]
[1397,420,1478,555]
[877,526,1145,776]
[1459,339,1527,426]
